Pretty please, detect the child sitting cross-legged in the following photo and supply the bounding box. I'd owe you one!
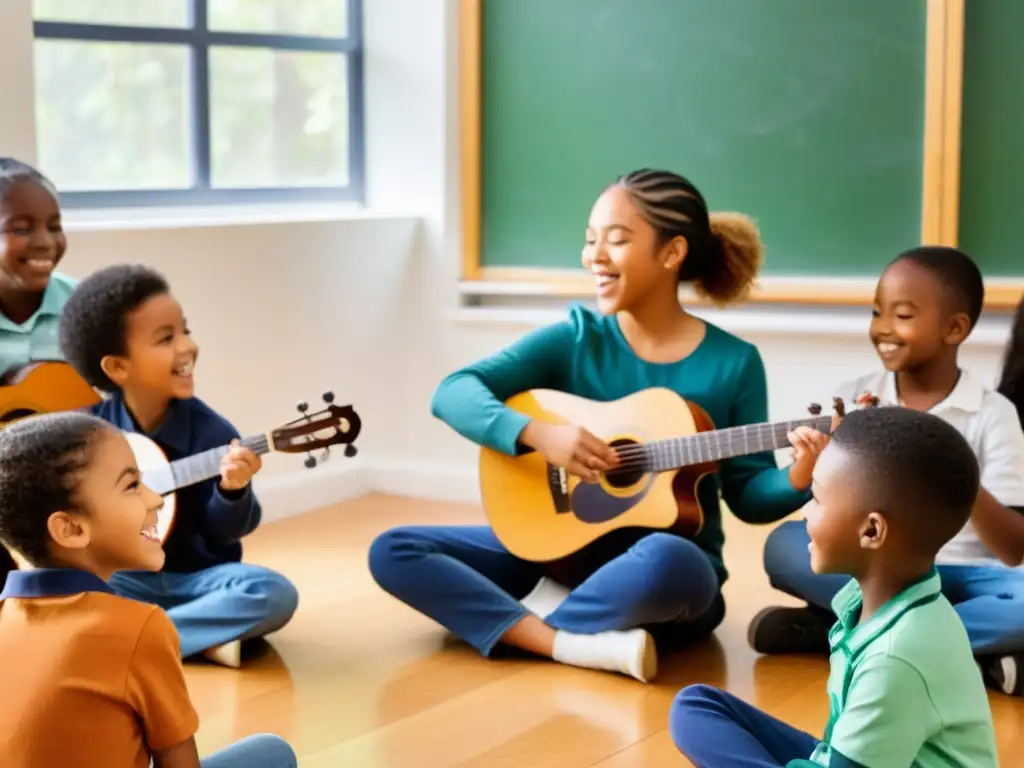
[670,406,998,767]
[58,264,299,668]
[0,412,297,768]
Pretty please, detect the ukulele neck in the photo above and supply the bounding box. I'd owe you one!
[640,414,833,473]
[162,433,273,493]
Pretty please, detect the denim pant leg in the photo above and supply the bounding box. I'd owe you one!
[368,525,544,655]
[110,564,299,658]
[762,521,850,612]
[670,684,819,767]
[939,564,1024,656]
[546,533,720,637]
[200,734,297,768]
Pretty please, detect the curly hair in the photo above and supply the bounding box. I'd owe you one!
[611,169,763,306]
[831,405,979,555]
[997,294,1024,426]
[0,412,113,581]
[59,264,170,393]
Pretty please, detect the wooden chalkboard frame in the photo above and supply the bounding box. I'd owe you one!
[457,0,1019,308]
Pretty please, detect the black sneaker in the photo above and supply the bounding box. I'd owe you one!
[982,654,1024,697]
[748,606,833,655]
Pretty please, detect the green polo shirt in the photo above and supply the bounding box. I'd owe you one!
[788,568,997,768]
[0,272,77,377]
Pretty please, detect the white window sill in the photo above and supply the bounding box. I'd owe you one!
[61,202,420,233]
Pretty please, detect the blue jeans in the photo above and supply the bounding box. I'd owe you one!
[670,684,818,767]
[764,520,1024,655]
[201,734,296,768]
[368,526,723,655]
[110,563,299,658]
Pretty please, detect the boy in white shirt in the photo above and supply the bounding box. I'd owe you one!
[751,246,1024,697]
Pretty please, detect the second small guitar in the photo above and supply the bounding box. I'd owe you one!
[479,387,842,562]
[134,392,361,542]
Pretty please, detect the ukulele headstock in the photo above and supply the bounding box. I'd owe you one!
[270,391,362,468]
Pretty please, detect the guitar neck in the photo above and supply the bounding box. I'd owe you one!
[163,433,273,493]
[640,414,833,472]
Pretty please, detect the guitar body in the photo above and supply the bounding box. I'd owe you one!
[124,432,178,544]
[479,387,717,562]
[0,362,101,424]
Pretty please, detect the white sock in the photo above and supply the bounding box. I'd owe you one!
[520,577,571,620]
[202,640,242,669]
[552,628,657,683]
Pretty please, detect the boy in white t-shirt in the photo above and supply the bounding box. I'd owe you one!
[751,246,1024,697]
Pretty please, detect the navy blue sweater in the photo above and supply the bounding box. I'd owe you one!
[91,394,262,573]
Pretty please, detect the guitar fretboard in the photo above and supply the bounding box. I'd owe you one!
[620,415,833,473]
[144,434,271,496]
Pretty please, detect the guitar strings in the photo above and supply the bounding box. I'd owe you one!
[592,418,831,473]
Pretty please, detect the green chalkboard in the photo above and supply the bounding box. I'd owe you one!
[958,3,1024,277]
[481,0,927,277]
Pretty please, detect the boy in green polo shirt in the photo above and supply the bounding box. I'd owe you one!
[670,406,998,767]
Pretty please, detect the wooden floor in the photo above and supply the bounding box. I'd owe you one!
[188,494,1024,766]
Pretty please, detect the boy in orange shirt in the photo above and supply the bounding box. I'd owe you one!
[0,412,296,768]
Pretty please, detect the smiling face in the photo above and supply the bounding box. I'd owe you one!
[47,427,166,577]
[870,259,969,373]
[102,292,198,402]
[0,178,67,294]
[580,185,685,315]
[804,442,882,577]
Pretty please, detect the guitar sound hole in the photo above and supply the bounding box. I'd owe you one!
[604,438,647,488]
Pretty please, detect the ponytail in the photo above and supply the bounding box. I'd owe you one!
[612,169,763,306]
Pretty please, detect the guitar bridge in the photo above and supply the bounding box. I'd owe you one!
[547,463,571,514]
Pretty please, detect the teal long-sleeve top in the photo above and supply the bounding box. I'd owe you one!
[431,305,811,583]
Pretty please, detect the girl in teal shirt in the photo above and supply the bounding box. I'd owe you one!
[0,158,77,377]
[369,169,824,682]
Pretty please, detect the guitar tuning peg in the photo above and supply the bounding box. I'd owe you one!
[304,454,317,469]
[345,444,358,458]
[297,400,309,414]
[807,403,822,416]
[320,447,331,463]
[322,391,335,404]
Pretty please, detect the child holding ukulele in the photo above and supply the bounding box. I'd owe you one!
[370,169,827,682]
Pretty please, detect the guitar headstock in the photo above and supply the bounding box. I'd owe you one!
[270,392,361,467]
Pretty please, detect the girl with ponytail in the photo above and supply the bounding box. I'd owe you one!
[369,169,820,683]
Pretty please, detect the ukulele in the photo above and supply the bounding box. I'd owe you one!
[478,387,845,562]
[135,392,361,542]
[0,361,101,424]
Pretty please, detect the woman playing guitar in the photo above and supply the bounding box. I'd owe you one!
[369,169,827,682]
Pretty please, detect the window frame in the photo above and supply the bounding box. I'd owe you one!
[32,0,364,208]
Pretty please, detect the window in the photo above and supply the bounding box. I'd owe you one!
[32,0,363,207]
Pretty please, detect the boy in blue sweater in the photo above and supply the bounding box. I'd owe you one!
[58,264,298,668]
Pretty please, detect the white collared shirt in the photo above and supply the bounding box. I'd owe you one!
[835,369,1024,567]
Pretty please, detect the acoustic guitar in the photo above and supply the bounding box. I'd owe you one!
[478,387,844,562]
[134,392,362,543]
[0,361,101,423]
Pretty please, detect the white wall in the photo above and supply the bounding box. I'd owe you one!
[1,0,1016,519]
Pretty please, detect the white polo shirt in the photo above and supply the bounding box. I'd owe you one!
[835,369,1024,567]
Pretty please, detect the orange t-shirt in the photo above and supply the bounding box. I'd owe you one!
[0,569,199,768]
